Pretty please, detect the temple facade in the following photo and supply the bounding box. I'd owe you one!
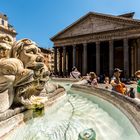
[51,12,140,78]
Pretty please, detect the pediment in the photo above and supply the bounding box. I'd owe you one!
[51,13,140,40]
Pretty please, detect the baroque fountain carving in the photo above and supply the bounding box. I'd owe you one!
[0,35,64,113]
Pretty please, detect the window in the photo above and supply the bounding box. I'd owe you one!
[2,20,4,25]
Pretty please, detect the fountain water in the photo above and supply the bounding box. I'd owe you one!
[0,35,139,139]
[7,83,140,140]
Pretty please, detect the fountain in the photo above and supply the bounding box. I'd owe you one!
[3,88,140,140]
[0,35,65,138]
[0,34,140,140]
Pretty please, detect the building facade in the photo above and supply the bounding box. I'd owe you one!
[51,12,140,78]
[39,47,54,72]
[0,13,17,40]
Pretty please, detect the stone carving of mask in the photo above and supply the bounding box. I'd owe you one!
[12,38,44,70]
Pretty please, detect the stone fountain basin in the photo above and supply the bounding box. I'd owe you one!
[52,78,140,135]
[0,87,66,139]
[0,78,140,139]
[70,83,140,135]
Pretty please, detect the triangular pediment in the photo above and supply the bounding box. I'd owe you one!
[51,12,140,40]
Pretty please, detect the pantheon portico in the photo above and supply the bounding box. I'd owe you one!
[51,12,140,78]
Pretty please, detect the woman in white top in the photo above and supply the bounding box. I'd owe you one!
[70,67,81,80]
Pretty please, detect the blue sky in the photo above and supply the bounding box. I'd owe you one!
[0,0,140,48]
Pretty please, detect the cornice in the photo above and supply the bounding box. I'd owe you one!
[90,12,140,25]
[0,26,17,35]
[53,27,140,46]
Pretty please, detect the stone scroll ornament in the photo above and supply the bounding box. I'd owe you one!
[0,36,64,112]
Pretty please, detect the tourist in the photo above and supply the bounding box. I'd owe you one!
[70,67,81,80]
[110,68,127,94]
[135,70,140,99]
[74,72,98,87]
[104,76,110,89]
[87,72,98,87]
[80,72,98,87]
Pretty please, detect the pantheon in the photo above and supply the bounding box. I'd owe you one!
[51,12,140,78]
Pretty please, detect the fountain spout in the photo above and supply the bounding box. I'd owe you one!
[78,128,96,140]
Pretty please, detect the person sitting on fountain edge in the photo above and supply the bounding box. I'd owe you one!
[75,72,98,87]
[70,67,81,80]
[110,68,127,94]
[86,72,98,87]
[104,76,110,89]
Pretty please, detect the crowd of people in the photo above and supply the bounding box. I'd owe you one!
[70,66,140,100]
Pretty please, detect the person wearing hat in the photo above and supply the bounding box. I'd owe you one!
[135,70,140,99]
[110,68,127,94]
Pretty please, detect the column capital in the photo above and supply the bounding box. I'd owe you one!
[83,43,87,47]
[109,40,113,44]
[123,38,128,40]
[96,41,100,46]
[123,38,128,44]
[72,44,76,47]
